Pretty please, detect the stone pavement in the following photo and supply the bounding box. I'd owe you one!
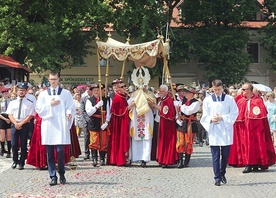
[0,136,275,198]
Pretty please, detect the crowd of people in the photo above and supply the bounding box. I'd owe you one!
[0,73,276,187]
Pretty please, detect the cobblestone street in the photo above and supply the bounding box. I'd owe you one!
[0,136,275,198]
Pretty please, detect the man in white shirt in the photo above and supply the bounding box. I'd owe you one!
[7,82,35,170]
[200,79,238,186]
[35,72,75,186]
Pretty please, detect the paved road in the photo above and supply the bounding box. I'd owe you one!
[0,136,275,198]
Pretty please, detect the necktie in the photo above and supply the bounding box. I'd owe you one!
[217,96,221,101]
[53,89,56,95]
[17,99,23,119]
[4,100,8,111]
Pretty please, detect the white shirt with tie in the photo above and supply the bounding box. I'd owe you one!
[6,96,35,122]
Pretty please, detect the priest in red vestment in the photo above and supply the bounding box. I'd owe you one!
[107,81,135,166]
[149,84,178,167]
[228,82,276,173]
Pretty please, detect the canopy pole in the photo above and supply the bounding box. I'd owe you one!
[104,58,110,97]
[96,34,104,123]
[158,35,175,101]
[104,33,112,98]
[164,58,176,101]
[120,60,126,81]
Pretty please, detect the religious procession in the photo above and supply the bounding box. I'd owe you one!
[0,36,276,188]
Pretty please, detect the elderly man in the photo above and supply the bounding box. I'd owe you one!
[149,84,178,168]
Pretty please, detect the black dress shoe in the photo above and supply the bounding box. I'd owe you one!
[140,161,147,168]
[92,159,97,167]
[60,175,66,185]
[6,153,11,158]
[99,159,105,166]
[221,176,227,184]
[18,165,24,170]
[252,166,259,172]
[50,177,57,186]
[124,159,132,167]
[161,165,168,168]
[83,155,90,160]
[215,181,221,186]
[242,166,252,173]
[11,162,17,169]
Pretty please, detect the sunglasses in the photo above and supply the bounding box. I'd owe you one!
[242,88,250,91]
[120,85,127,88]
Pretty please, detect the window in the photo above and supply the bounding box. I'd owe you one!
[247,43,259,63]
[100,58,107,67]
[100,58,113,67]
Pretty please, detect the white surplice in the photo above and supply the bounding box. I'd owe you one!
[128,97,154,162]
[35,88,75,145]
[200,94,238,146]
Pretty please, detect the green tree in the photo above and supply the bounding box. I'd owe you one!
[106,0,175,81]
[176,0,258,85]
[107,0,178,41]
[262,0,276,69]
[0,0,112,73]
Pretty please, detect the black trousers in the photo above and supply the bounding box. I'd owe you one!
[11,123,29,166]
[84,121,90,156]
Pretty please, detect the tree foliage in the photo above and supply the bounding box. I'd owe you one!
[0,0,273,85]
[176,0,258,85]
[0,0,112,73]
[262,0,276,69]
[107,0,189,41]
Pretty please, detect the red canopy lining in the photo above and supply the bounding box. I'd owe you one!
[0,55,31,72]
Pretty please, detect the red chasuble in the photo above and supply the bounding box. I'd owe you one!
[27,114,47,169]
[27,115,80,168]
[228,94,276,168]
[107,93,130,166]
[156,95,178,165]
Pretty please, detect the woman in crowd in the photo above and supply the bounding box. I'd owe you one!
[265,92,276,147]
[74,93,85,137]
[0,88,12,157]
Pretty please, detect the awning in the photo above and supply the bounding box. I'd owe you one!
[0,55,31,72]
[96,38,169,68]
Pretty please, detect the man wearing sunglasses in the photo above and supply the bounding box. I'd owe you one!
[107,81,135,166]
[228,82,276,173]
